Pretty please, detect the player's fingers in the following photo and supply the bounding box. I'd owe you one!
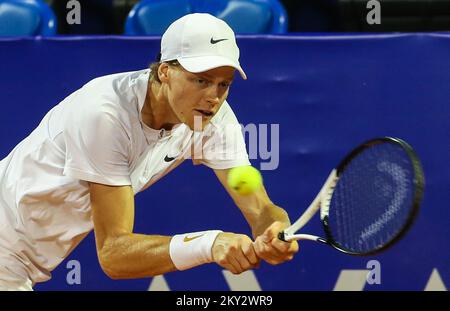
[271,237,291,253]
[228,255,244,274]
[261,246,284,265]
[220,254,242,274]
[256,238,284,263]
[270,240,298,262]
[222,262,239,275]
[215,250,241,274]
[261,225,278,242]
[265,258,283,265]
[263,239,285,258]
[288,240,299,254]
[253,237,263,255]
[234,247,255,271]
[242,241,260,266]
[271,238,299,255]
[215,253,237,274]
[255,236,296,264]
[262,221,288,242]
[253,238,273,261]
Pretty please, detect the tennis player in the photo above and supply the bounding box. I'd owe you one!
[0,13,298,290]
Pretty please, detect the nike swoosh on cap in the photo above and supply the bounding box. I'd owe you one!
[210,37,228,44]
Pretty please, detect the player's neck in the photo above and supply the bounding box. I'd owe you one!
[142,80,179,131]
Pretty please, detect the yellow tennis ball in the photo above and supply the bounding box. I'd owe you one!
[227,166,263,195]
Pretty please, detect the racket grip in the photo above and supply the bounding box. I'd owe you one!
[278,231,287,242]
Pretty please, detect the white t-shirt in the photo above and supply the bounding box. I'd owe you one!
[0,69,250,285]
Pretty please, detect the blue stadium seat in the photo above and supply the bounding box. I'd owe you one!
[193,0,287,34]
[124,0,287,35]
[0,0,56,36]
[124,0,191,36]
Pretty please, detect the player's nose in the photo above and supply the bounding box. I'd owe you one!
[205,85,221,106]
[205,97,220,111]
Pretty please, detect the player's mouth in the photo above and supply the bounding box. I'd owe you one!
[194,109,214,118]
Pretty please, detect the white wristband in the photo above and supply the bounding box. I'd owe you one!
[169,230,223,271]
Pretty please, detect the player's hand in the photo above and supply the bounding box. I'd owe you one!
[254,221,299,265]
[212,232,260,274]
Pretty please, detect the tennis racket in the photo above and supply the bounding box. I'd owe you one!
[278,137,424,256]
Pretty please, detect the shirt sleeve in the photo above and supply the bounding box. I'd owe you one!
[62,104,132,185]
[195,102,251,170]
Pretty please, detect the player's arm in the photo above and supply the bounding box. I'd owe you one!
[89,182,176,279]
[214,168,299,265]
[90,182,259,277]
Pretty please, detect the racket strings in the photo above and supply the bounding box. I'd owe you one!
[327,142,417,254]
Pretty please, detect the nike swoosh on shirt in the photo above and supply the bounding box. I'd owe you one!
[183,234,204,242]
[164,155,176,162]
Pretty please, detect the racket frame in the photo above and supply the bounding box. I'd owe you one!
[279,137,425,256]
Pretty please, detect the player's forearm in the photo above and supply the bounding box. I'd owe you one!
[251,204,291,238]
[98,233,176,279]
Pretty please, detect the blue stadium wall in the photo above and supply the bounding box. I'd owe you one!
[0,34,448,290]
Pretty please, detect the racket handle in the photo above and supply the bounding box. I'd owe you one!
[278,231,287,242]
[279,233,325,242]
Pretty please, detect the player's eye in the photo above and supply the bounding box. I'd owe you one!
[219,81,231,88]
[196,78,207,85]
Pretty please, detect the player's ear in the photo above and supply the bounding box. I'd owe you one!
[158,63,170,83]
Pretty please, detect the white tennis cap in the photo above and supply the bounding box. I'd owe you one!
[160,13,247,80]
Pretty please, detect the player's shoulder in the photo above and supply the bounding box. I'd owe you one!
[83,68,148,92]
[59,69,148,130]
[76,69,148,113]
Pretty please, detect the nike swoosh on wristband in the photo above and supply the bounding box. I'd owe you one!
[164,155,176,162]
[210,37,228,44]
[183,234,204,242]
